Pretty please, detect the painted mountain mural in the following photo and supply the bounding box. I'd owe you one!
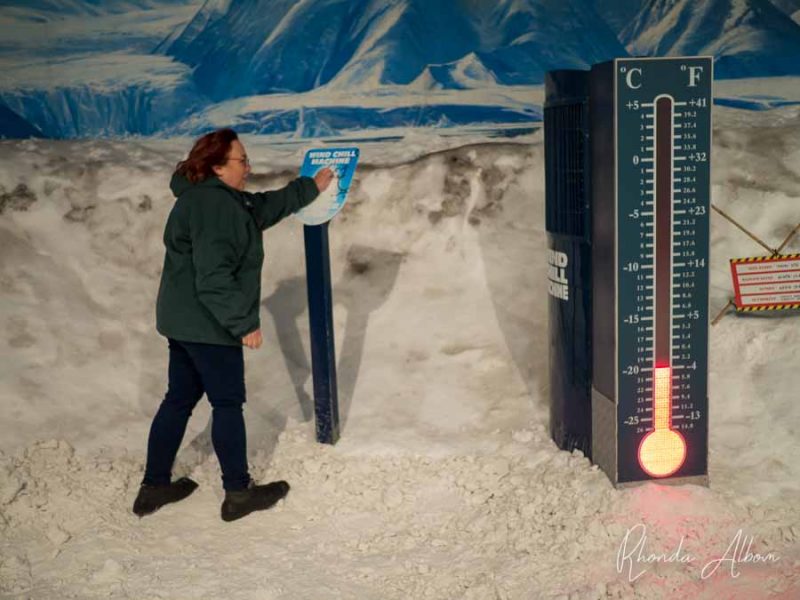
[1,0,799,138]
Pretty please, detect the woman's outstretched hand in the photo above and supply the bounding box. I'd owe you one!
[242,329,263,349]
[314,167,334,192]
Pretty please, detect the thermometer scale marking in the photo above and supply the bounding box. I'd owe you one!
[638,94,687,478]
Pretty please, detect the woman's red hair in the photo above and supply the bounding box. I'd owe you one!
[175,128,239,183]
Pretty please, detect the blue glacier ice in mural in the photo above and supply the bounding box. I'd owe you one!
[1,0,799,138]
[0,102,47,138]
[165,103,543,139]
[0,52,208,138]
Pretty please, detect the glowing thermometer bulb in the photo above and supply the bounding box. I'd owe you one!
[639,366,686,476]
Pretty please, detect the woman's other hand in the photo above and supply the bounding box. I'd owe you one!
[242,329,263,349]
[313,167,334,192]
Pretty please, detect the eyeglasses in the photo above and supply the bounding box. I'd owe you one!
[227,155,250,167]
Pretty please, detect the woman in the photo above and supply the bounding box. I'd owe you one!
[133,128,333,522]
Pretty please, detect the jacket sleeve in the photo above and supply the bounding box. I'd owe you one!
[244,176,319,230]
[190,195,259,339]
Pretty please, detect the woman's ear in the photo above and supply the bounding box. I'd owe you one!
[212,164,223,176]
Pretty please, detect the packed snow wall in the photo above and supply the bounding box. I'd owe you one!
[0,123,799,597]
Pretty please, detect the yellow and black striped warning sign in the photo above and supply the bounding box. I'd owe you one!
[730,253,800,264]
[736,304,800,312]
[729,254,800,312]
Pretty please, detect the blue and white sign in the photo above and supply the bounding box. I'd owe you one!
[295,147,360,226]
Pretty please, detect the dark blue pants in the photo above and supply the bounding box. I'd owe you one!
[143,338,251,491]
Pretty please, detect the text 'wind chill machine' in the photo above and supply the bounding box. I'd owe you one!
[546,57,711,488]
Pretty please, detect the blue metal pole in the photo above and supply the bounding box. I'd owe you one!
[303,222,340,444]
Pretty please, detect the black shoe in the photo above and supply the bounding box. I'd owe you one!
[221,480,290,522]
[132,477,199,517]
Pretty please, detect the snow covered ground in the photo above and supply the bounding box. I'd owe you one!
[0,107,799,598]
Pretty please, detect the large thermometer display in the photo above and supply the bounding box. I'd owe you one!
[591,57,711,487]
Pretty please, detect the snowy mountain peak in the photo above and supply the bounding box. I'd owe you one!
[158,0,627,98]
[411,53,500,91]
[0,0,196,19]
[622,0,800,77]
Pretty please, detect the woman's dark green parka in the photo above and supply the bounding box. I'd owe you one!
[156,172,319,346]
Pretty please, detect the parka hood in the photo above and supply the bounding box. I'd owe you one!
[169,172,231,198]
